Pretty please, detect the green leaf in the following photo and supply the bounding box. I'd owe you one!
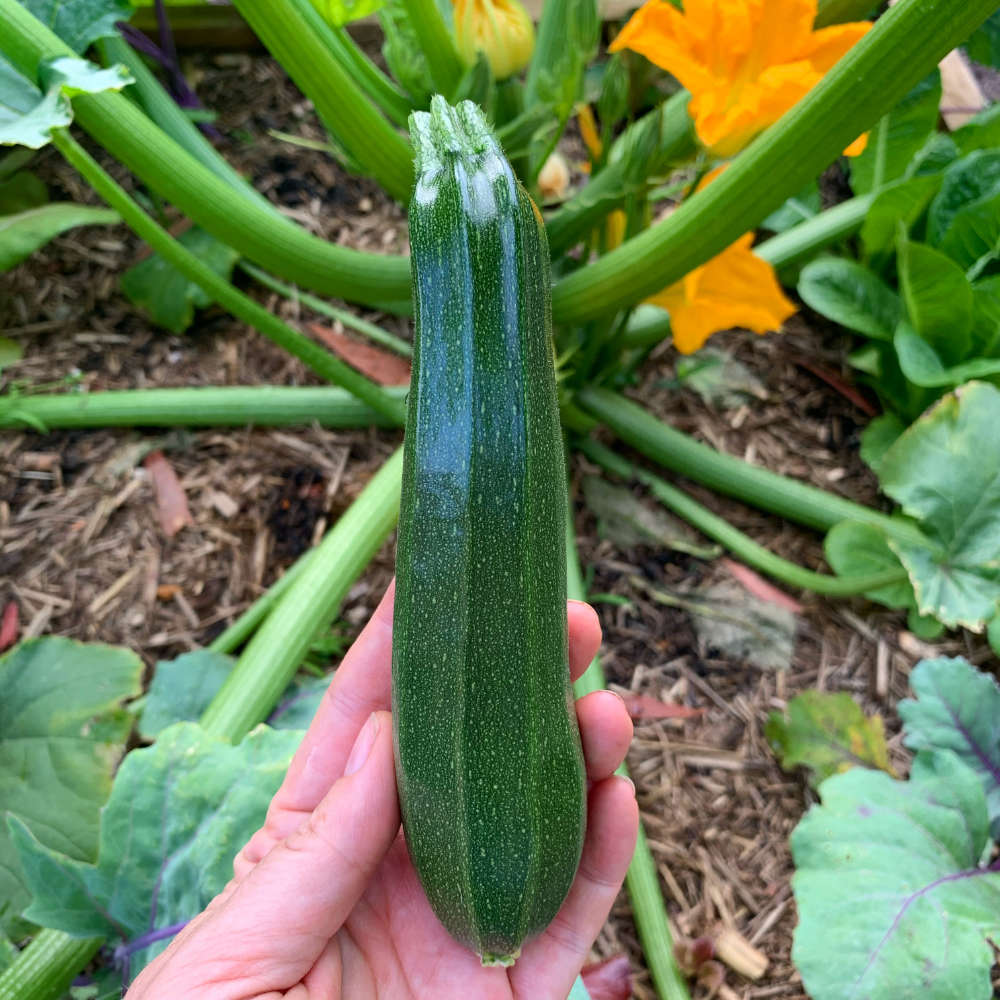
[761,180,821,234]
[791,750,1000,1000]
[0,637,143,937]
[11,722,300,968]
[850,71,942,195]
[824,520,915,609]
[121,227,239,333]
[378,1,434,104]
[766,690,892,787]
[906,131,959,178]
[267,675,328,731]
[0,929,16,970]
[0,336,23,372]
[797,257,901,340]
[859,173,941,268]
[897,238,973,362]
[971,276,1000,357]
[953,104,1000,157]
[938,185,1000,276]
[0,56,132,149]
[893,322,1000,388]
[0,202,119,272]
[141,650,328,738]
[20,0,133,53]
[965,8,1000,68]
[0,170,46,213]
[138,649,234,740]
[879,382,1000,630]
[899,656,1000,836]
[859,412,905,473]
[927,150,1000,246]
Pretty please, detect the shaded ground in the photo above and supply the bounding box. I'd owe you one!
[1,50,994,1000]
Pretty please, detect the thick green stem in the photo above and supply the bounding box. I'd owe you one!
[201,447,403,742]
[210,547,319,655]
[0,0,411,307]
[240,263,413,358]
[400,0,464,97]
[567,517,691,1000]
[0,385,405,432]
[230,0,412,200]
[51,130,406,426]
[577,386,930,547]
[0,930,101,1000]
[98,35,275,214]
[579,439,907,596]
[550,0,999,322]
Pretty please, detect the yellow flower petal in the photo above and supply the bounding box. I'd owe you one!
[611,0,872,155]
[647,233,797,354]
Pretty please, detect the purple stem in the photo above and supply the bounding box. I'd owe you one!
[115,920,190,990]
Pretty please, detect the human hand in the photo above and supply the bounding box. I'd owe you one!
[127,581,637,1000]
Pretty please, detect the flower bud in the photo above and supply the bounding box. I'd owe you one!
[453,0,535,80]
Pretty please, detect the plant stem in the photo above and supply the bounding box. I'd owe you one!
[0,385,406,432]
[201,447,403,742]
[229,0,412,200]
[0,0,412,307]
[567,517,691,1000]
[399,0,464,97]
[99,34,275,214]
[579,439,907,596]
[209,547,318,655]
[550,0,999,322]
[0,929,101,1000]
[51,129,406,426]
[577,386,931,547]
[240,262,413,358]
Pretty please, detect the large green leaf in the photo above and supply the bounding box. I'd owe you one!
[792,750,1000,1000]
[139,649,328,738]
[858,412,905,473]
[938,186,1000,276]
[899,656,1000,836]
[824,519,915,609]
[897,238,973,362]
[0,637,143,937]
[20,0,132,53]
[850,71,941,195]
[0,170,46,213]
[797,257,901,340]
[953,105,1000,157]
[0,56,131,148]
[11,722,300,969]
[879,381,1000,630]
[138,650,235,740]
[120,227,239,333]
[0,202,118,271]
[971,276,1000,357]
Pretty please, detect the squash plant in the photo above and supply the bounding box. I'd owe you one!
[1,0,999,997]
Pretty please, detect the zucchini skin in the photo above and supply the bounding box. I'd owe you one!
[393,97,586,966]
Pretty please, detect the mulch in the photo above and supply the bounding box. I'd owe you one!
[1,48,993,1000]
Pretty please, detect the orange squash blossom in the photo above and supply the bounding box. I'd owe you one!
[609,0,871,156]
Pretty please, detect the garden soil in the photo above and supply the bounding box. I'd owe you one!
[1,50,995,1000]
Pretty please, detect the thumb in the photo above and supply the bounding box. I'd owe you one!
[176,711,400,986]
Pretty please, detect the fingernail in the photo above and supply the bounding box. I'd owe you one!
[621,775,636,796]
[345,713,380,776]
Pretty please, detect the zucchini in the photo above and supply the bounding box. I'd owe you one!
[393,96,586,966]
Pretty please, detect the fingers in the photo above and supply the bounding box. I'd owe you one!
[510,776,638,999]
[568,600,602,682]
[166,711,400,991]
[576,690,633,781]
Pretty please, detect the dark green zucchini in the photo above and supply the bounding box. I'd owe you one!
[392,96,586,966]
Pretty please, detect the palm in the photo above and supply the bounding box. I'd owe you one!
[127,587,636,1000]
